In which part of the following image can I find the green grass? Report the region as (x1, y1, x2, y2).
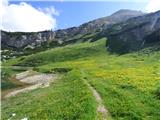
(11, 38, 106, 67)
(1, 67, 17, 90)
(2, 71, 96, 120)
(1, 66, 32, 90)
(2, 38, 160, 119)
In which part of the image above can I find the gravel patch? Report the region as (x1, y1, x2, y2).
(5, 70, 57, 98)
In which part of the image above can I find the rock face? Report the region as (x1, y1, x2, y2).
(106, 10, 160, 54)
(1, 9, 144, 49)
(1, 31, 55, 49)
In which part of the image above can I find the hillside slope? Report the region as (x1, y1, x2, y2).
(2, 39, 160, 120)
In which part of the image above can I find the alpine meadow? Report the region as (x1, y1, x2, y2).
(1, 1, 160, 120)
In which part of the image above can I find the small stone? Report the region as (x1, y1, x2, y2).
(21, 117, 28, 120)
(12, 113, 16, 116)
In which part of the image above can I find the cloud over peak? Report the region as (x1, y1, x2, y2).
(1, 0, 58, 32)
(145, 0, 160, 13)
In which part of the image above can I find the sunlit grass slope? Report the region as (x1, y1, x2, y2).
(2, 38, 160, 120)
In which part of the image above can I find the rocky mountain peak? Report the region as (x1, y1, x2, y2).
(106, 9, 145, 23)
(111, 9, 144, 16)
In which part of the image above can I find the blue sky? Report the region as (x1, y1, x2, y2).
(10, 1, 148, 29)
(2, 0, 160, 32)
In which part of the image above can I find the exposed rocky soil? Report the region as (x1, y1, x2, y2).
(5, 70, 57, 98)
(85, 81, 108, 120)
(92, 87, 108, 120)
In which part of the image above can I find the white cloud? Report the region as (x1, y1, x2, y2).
(39, 7, 60, 16)
(145, 0, 160, 13)
(1, 0, 58, 32)
(8, 0, 148, 2)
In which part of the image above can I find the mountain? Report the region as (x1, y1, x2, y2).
(2, 9, 160, 120)
(1, 9, 144, 50)
(105, 10, 160, 54)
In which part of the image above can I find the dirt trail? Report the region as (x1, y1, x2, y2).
(5, 70, 57, 98)
(86, 81, 108, 120)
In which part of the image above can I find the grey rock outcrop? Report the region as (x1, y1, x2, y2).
(1, 31, 55, 49)
(106, 10, 160, 54)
